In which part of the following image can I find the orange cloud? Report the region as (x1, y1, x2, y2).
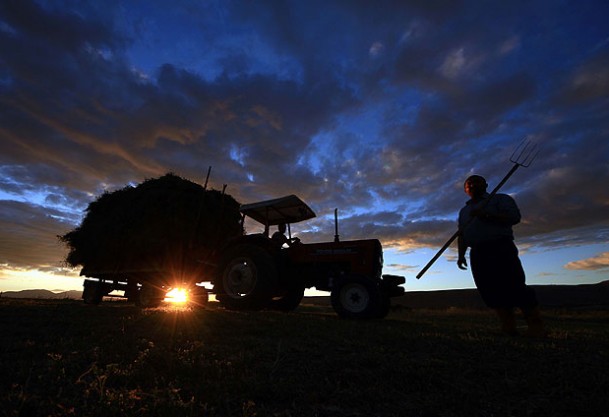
(564, 252, 609, 271)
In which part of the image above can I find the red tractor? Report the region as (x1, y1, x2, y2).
(212, 195, 405, 319)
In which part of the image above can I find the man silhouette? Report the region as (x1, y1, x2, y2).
(271, 223, 290, 247)
(457, 175, 544, 336)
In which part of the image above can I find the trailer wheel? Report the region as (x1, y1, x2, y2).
(331, 276, 383, 319)
(189, 286, 209, 309)
(83, 281, 103, 305)
(216, 244, 276, 310)
(136, 283, 165, 308)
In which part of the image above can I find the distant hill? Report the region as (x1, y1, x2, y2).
(398, 280, 609, 309)
(1, 289, 82, 300)
(3, 281, 608, 309)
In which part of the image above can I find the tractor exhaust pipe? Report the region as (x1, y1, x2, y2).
(334, 208, 340, 242)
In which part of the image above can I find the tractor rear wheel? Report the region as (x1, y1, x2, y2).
(216, 244, 277, 310)
(269, 284, 305, 312)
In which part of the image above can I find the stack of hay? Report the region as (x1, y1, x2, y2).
(60, 173, 243, 280)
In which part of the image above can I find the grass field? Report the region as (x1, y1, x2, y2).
(1, 299, 607, 417)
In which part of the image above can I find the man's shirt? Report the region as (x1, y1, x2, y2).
(458, 192, 521, 247)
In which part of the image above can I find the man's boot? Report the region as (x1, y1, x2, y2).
(495, 308, 518, 336)
(523, 306, 545, 337)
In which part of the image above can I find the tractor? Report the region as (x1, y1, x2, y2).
(212, 195, 405, 319)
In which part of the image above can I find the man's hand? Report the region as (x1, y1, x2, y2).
(457, 235, 468, 270)
(457, 256, 468, 270)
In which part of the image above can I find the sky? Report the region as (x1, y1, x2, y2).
(1, 0, 608, 294)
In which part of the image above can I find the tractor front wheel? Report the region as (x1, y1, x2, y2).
(331, 276, 384, 319)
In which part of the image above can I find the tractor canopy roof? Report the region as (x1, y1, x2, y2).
(240, 194, 316, 226)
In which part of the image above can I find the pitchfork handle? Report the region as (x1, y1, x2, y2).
(415, 163, 522, 279)
(415, 230, 460, 279)
(488, 163, 520, 198)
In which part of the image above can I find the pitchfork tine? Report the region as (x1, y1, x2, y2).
(510, 139, 539, 168)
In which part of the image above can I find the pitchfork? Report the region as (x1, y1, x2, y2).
(416, 139, 539, 279)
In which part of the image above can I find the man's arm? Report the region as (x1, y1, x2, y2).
(457, 234, 468, 270)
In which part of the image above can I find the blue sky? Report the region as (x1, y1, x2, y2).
(1, 0, 608, 293)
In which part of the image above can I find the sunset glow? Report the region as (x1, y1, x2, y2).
(164, 288, 189, 304)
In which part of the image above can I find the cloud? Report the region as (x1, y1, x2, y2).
(564, 252, 609, 271)
(439, 48, 468, 79)
(556, 49, 609, 104)
(0, 2, 358, 207)
(498, 35, 520, 55)
(0, 200, 72, 268)
(387, 263, 419, 273)
(369, 42, 385, 58)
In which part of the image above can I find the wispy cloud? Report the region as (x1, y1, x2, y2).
(564, 252, 609, 271)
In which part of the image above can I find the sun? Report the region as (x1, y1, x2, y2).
(164, 288, 189, 304)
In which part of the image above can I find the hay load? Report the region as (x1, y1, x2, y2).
(60, 173, 243, 283)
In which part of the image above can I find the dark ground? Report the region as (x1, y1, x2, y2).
(0, 296, 608, 417)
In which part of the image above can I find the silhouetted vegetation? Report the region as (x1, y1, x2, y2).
(59, 173, 243, 275)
